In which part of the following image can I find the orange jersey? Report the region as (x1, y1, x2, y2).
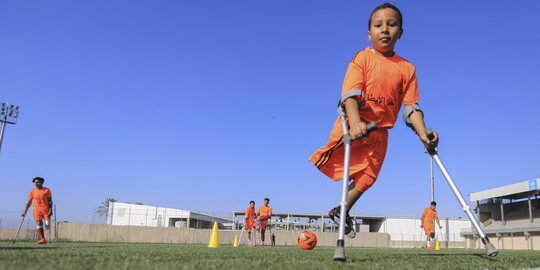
(310, 47, 418, 183)
(257, 206, 272, 221)
(245, 206, 256, 223)
(422, 207, 438, 227)
(28, 187, 52, 211)
(342, 47, 419, 128)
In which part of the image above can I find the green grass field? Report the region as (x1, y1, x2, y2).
(1, 241, 540, 270)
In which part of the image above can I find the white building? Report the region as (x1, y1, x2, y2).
(107, 202, 231, 229)
(463, 178, 540, 250)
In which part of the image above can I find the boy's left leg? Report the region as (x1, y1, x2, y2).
(34, 210, 47, 244)
(329, 174, 375, 237)
(425, 229, 434, 249)
(260, 228, 266, 246)
(36, 220, 46, 244)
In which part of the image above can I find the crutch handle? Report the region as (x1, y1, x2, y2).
(425, 129, 437, 155)
(355, 122, 377, 140)
(426, 129, 435, 140)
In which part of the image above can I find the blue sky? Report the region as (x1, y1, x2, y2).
(1, 0, 539, 225)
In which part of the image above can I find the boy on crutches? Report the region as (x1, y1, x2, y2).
(309, 3, 438, 261)
(21, 177, 53, 244)
(244, 200, 258, 247)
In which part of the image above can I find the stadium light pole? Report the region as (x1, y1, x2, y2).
(0, 102, 20, 155)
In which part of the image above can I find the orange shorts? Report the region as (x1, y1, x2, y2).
(245, 221, 258, 232)
(310, 128, 388, 192)
(423, 225, 434, 235)
(33, 208, 50, 221)
(259, 220, 268, 230)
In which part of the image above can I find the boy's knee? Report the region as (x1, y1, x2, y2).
(430, 233, 435, 239)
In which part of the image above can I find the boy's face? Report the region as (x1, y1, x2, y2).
(368, 8, 403, 56)
(264, 200, 269, 206)
(250, 202, 255, 208)
(34, 180, 44, 189)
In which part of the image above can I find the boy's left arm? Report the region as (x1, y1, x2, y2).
(409, 111, 438, 149)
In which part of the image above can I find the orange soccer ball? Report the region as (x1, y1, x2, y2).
(297, 231, 317, 250)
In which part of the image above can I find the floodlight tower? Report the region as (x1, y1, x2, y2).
(0, 102, 20, 154)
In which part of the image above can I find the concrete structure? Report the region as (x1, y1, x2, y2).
(102, 202, 471, 248)
(232, 211, 470, 248)
(0, 223, 390, 247)
(463, 178, 540, 250)
(107, 202, 230, 229)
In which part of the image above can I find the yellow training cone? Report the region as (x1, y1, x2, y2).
(208, 221, 220, 248)
(435, 239, 440, 251)
(233, 233, 239, 247)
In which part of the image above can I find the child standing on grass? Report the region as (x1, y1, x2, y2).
(310, 2, 438, 237)
(244, 200, 258, 247)
(421, 201, 442, 250)
(256, 198, 272, 247)
(21, 177, 53, 244)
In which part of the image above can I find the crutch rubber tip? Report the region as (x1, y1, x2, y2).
(333, 246, 346, 262)
(485, 242, 499, 257)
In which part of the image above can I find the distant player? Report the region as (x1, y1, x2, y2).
(309, 3, 438, 238)
(21, 177, 53, 244)
(256, 198, 272, 247)
(420, 201, 442, 250)
(244, 200, 258, 247)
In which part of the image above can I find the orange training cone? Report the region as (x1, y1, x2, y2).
(208, 221, 220, 248)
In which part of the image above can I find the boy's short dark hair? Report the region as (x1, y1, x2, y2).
(264, 198, 270, 202)
(368, 2, 403, 30)
(431, 201, 437, 206)
(249, 200, 255, 204)
(33, 177, 45, 183)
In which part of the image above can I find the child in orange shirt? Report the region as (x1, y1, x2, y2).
(310, 3, 438, 237)
(244, 200, 258, 247)
(256, 198, 272, 247)
(21, 177, 53, 244)
(421, 201, 442, 249)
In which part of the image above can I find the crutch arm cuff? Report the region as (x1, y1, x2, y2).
(402, 103, 423, 129)
(337, 89, 364, 108)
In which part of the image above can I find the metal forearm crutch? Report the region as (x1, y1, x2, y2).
(426, 130, 498, 257)
(333, 90, 376, 261)
(12, 215, 26, 243)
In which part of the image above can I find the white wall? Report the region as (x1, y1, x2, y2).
(107, 202, 190, 227)
(379, 216, 470, 242)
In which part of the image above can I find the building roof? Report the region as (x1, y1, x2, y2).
(469, 178, 540, 201)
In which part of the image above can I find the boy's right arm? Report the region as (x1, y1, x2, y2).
(344, 98, 367, 139)
(21, 201, 31, 217)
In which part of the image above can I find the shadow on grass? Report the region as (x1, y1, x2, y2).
(346, 253, 495, 263)
(417, 253, 485, 257)
(0, 246, 60, 250)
